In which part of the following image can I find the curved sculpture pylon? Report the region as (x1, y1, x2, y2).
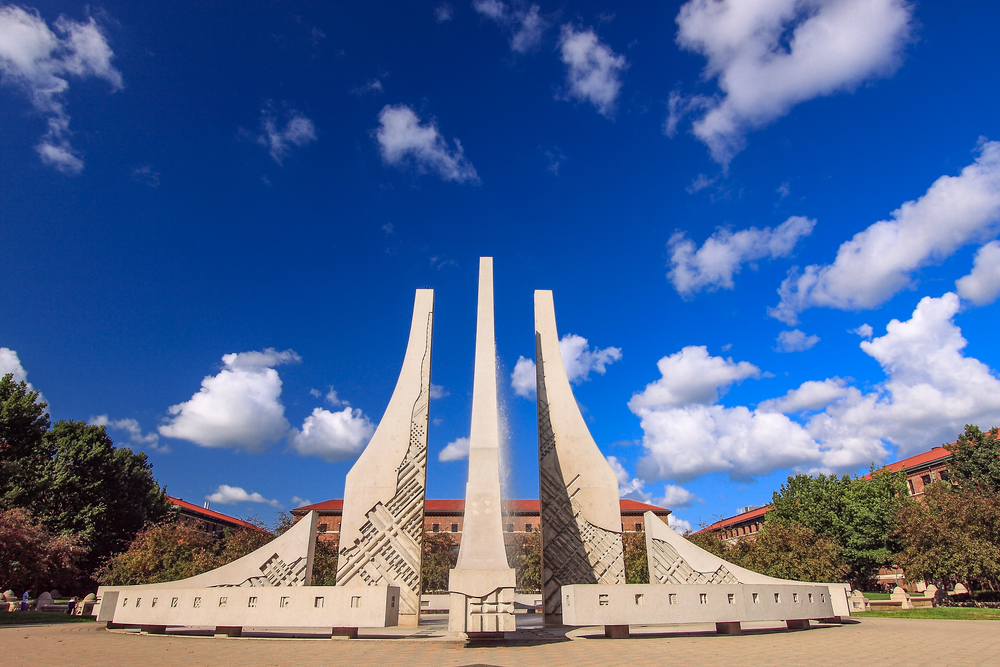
(534, 290, 625, 626)
(336, 289, 434, 627)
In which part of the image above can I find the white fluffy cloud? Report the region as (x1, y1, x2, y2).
(667, 216, 815, 297)
(511, 334, 621, 398)
(774, 329, 820, 353)
(375, 104, 480, 184)
(439, 436, 470, 462)
(627, 346, 758, 411)
(206, 484, 281, 508)
(90, 415, 167, 453)
(956, 241, 1000, 306)
(558, 26, 627, 118)
(288, 407, 375, 462)
(633, 292, 1000, 483)
(435, 4, 453, 22)
(430, 384, 449, 399)
(669, 0, 913, 166)
(0, 347, 30, 386)
(668, 515, 693, 533)
(850, 324, 874, 340)
(256, 104, 316, 165)
(771, 141, 1000, 324)
(0, 6, 122, 173)
(473, 1, 547, 53)
(159, 348, 300, 452)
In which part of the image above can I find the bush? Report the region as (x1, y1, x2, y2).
(0, 507, 86, 594)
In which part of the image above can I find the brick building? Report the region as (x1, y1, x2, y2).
(290, 498, 672, 550)
(167, 495, 261, 536)
(694, 446, 955, 542)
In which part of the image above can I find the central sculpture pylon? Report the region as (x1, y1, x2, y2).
(448, 257, 517, 636)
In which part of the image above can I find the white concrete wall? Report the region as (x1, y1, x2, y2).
(98, 585, 400, 629)
(562, 583, 835, 627)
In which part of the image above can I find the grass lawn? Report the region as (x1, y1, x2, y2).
(863, 592, 890, 600)
(0, 612, 95, 626)
(853, 607, 1000, 620)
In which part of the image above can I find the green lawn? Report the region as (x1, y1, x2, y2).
(863, 592, 891, 600)
(0, 612, 95, 626)
(853, 607, 1000, 620)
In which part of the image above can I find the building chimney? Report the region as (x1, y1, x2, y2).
(203, 502, 210, 509)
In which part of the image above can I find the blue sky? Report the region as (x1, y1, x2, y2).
(2, 0, 1000, 532)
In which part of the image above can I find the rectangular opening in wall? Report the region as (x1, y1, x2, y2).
(193, 597, 201, 608)
(391, 596, 395, 608)
(122, 598, 128, 607)
(699, 593, 707, 605)
(248, 597, 257, 608)
(319, 523, 328, 533)
(774, 593, 780, 604)
(451, 523, 458, 532)
(598, 594, 609, 606)
(525, 523, 532, 532)
(170, 598, 178, 608)
(793, 593, 799, 603)
(219, 597, 227, 607)
(351, 596, 361, 608)
(432, 523, 439, 533)
(727, 593, 735, 604)
(752, 593, 759, 604)
(635, 594, 644, 606)
(668, 594, 677, 605)
(821, 594, 825, 602)
(136, 598, 141, 607)
(507, 523, 514, 532)
(808, 593, 814, 603)
(151, 598, 157, 608)
(635, 523, 642, 531)
(314, 597, 324, 608)
(421, 600, 429, 607)
(280, 597, 290, 608)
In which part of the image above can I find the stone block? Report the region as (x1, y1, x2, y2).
(604, 625, 630, 639)
(716, 622, 742, 635)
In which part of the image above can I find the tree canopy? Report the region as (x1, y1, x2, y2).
(947, 424, 1000, 493)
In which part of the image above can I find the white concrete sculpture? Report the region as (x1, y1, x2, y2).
(448, 258, 517, 636)
(560, 510, 850, 638)
(534, 290, 625, 625)
(336, 289, 434, 627)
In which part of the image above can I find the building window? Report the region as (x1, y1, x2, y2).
(921, 474, 932, 486)
(699, 593, 707, 605)
(635, 523, 642, 532)
(451, 523, 459, 532)
(524, 523, 531, 532)
(507, 523, 514, 532)
(940, 470, 951, 481)
(319, 523, 328, 533)
(907, 479, 915, 495)
(432, 523, 439, 532)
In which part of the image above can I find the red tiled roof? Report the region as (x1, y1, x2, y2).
(167, 495, 262, 530)
(862, 446, 952, 479)
(292, 498, 670, 514)
(696, 505, 770, 534)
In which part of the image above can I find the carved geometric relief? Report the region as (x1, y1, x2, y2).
(537, 373, 625, 618)
(336, 312, 432, 618)
(649, 538, 739, 585)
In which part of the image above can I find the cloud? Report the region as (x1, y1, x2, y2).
(291, 496, 312, 508)
(375, 104, 480, 184)
(439, 436, 470, 462)
(558, 25, 627, 118)
(0, 6, 123, 173)
(850, 324, 874, 339)
(158, 348, 300, 452)
(206, 485, 281, 508)
(669, 0, 913, 166)
(430, 384, 449, 399)
(667, 216, 815, 297)
(131, 164, 160, 188)
(775, 329, 820, 353)
(351, 78, 384, 95)
(544, 147, 566, 175)
(667, 515, 693, 533)
(633, 292, 1000, 483)
(90, 415, 168, 453)
(771, 140, 1000, 324)
(473, 1, 546, 52)
(511, 334, 622, 398)
(627, 346, 758, 412)
(255, 103, 317, 165)
(0, 347, 31, 386)
(956, 240, 1000, 306)
(435, 4, 453, 22)
(288, 407, 375, 462)
(324, 387, 344, 406)
(658, 484, 698, 509)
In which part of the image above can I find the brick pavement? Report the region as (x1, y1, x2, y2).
(3, 617, 998, 667)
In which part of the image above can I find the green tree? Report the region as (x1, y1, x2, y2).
(0, 507, 87, 594)
(895, 482, 1000, 591)
(311, 538, 339, 586)
(685, 529, 729, 559)
(622, 531, 649, 584)
(0, 374, 52, 507)
(947, 424, 1000, 493)
(506, 530, 542, 592)
(727, 522, 848, 583)
(421, 532, 458, 593)
(27, 420, 171, 576)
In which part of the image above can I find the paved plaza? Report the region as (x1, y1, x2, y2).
(5, 616, 998, 667)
